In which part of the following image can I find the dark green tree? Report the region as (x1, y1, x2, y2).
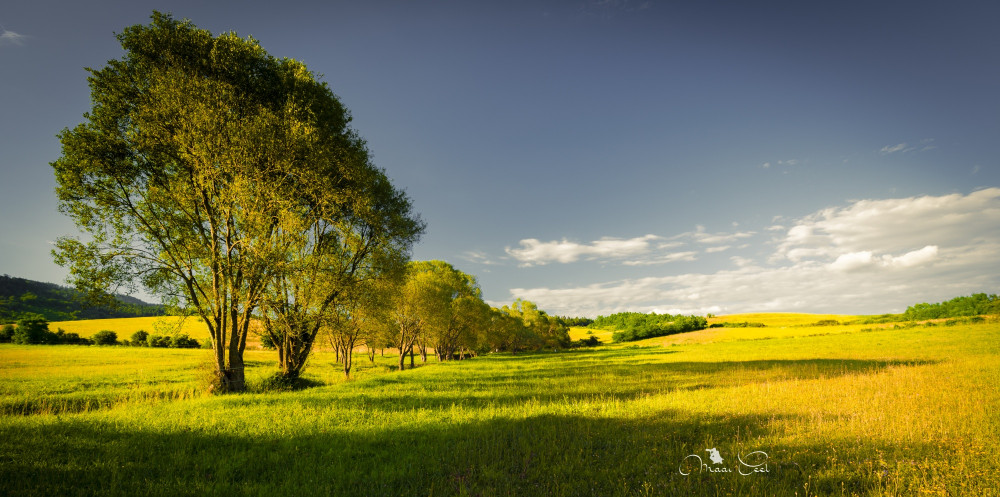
(13, 314, 51, 345)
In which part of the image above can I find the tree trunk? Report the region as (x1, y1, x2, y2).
(222, 353, 246, 392)
(410, 346, 415, 368)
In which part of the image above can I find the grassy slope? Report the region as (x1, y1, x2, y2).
(1, 316, 998, 496)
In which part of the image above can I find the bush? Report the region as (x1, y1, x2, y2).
(91, 330, 118, 345)
(130, 330, 149, 346)
(13, 315, 50, 344)
(710, 321, 766, 328)
(0, 324, 14, 343)
(171, 334, 200, 349)
(53, 329, 90, 345)
(147, 334, 171, 348)
(260, 334, 275, 350)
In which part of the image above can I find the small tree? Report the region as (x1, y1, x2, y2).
(91, 330, 118, 346)
(0, 324, 14, 343)
(171, 334, 200, 348)
(13, 315, 50, 345)
(130, 330, 149, 346)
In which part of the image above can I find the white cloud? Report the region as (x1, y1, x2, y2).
(763, 159, 799, 169)
(506, 234, 665, 266)
(686, 225, 755, 244)
(705, 246, 731, 253)
(828, 245, 938, 273)
(0, 29, 26, 46)
(774, 188, 1000, 263)
(462, 250, 500, 266)
(505, 227, 756, 267)
(880, 143, 908, 155)
(509, 189, 1000, 317)
(622, 251, 697, 266)
(879, 140, 936, 155)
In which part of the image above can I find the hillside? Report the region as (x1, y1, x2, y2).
(0, 274, 164, 324)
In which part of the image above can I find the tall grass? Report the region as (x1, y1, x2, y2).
(1, 317, 997, 496)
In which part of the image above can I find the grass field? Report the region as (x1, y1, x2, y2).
(2, 315, 998, 496)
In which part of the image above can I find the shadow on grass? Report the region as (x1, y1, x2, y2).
(0, 405, 955, 497)
(347, 355, 935, 412)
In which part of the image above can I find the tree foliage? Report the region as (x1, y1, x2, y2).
(51, 12, 421, 390)
(903, 293, 1000, 320)
(589, 311, 708, 342)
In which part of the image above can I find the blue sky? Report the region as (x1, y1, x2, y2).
(1, 1, 998, 317)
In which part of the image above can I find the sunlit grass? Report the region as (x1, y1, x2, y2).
(1, 316, 997, 496)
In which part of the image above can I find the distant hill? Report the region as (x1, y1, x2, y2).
(0, 274, 164, 323)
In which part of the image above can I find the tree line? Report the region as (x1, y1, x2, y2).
(589, 311, 708, 342)
(902, 293, 1000, 321)
(262, 259, 572, 378)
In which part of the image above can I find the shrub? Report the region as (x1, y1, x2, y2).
(260, 334, 275, 350)
(147, 334, 171, 348)
(13, 315, 50, 344)
(91, 330, 118, 345)
(171, 334, 200, 349)
(53, 329, 90, 345)
(130, 330, 149, 346)
(0, 324, 14, 343)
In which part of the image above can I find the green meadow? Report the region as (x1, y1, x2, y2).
(1, 315, 998, 496)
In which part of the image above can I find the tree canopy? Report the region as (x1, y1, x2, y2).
(51, 12, 423, 391)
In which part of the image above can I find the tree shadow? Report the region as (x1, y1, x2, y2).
(339, 356, 935, 412)
(0, 406, 953, 496)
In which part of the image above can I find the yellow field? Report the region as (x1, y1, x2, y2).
(49, 316, 211, 340)
(708, 312, 862, 327)
(568, 325, 615, 343)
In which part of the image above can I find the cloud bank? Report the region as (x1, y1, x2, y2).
(509, 188, 1000, 317)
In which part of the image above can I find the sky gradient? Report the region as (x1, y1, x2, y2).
(1, 1, 998, 317)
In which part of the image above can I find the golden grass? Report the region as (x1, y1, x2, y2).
(2, 314, 996, 495)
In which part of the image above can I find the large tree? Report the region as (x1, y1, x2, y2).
(257, 109, 422, 382)
(51, 12, 421, 391)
